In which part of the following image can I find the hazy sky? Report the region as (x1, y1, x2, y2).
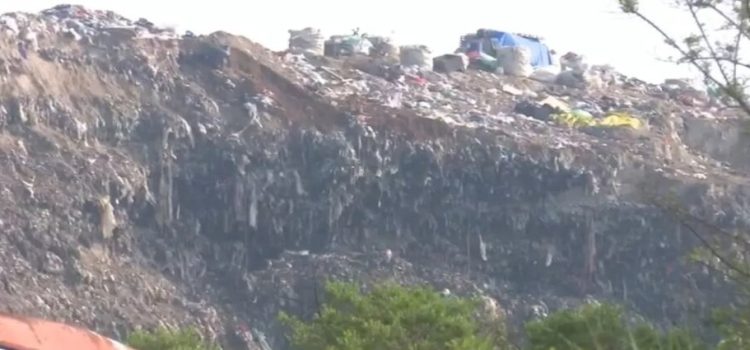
(2, 1, 700, 83)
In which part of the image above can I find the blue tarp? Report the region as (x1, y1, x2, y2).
(480, 30, 552, 67)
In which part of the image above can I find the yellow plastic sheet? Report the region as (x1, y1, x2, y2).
(552, 112, 641, 129)
(552, 111, 596, 128)
(598, 113, 642, 129)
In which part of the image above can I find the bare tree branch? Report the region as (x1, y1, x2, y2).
(687, 1, 733, 86)
(639, 188, 750, 281)
(701, 1, 750, 83)
(626, 7, 750, 115)
(694, 258, 748, 287)
(706, 3, 750, 42)
(681, 213, 750, 252)
(660, 204, 750, 280)
(688, 57, 750, 71)
(732, 31, 743, 82)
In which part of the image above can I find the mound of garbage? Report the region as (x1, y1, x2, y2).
(0, 4, 746, 349)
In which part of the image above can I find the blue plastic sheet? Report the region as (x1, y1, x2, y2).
(479, 30, 553, 67)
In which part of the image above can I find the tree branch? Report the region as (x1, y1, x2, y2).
(672, 210, 750, 280)
(699, 2, 750, 85)
(628, 9, 750, 115)
(687, 56, 750, 71)
(642, 190, 750, 280)
(706, 3, 750, 42)
(687, 1, 733, 87)
(680, 212, 750, 252)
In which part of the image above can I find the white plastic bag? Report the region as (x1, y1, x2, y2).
(368, 36, 399, 59)
(288, 27, 324, 55)
(496, 46, 533, 77)
(399, 45, 432, 69)
(530, 66, 559, 83)
(560, 52, 588, 73)
(345, 36, 373, 55)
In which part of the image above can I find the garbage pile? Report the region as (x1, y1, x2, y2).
(0, 3, 178, 52)
(273, 23, 739, 183)
(0, 6, 742, 348)
(280, 26, 720, 138)
(278, 34, 678, 134)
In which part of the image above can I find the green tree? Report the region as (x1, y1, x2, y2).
(126, 327, 220, 350)
(279, 281, 509, 350)
(525, 303, 706, 350)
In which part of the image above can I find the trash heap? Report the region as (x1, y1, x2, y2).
(274, 25, 735, 181)
(0, 6, 742, 348)
(0, 7, 722, 190)
(0, 3, 178, 52)
(281, 26, 719, 136)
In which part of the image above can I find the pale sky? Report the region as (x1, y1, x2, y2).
(1, 1, 702, 83)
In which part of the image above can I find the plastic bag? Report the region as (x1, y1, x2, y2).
(530, 65, 560, 83)
(344, 36, 373, 55)
(433, 54, 468, 73)
(475, 51, 500, 72)
(553, 112, 596, 127)
(540, 96, 570, 113)
(496, 46, 533, 77)
(368, 36, 399, 59)
(571, 109, 594, 119)
(560, 52, 588, 73)
(599, 113, 642, 129)
(400, 45, 432, 69)
(554, 111, 642, 129)
(288, 27, 324, 55)
(555, 70, 585, 88)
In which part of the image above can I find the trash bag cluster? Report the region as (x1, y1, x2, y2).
(553, 111, 642, 129)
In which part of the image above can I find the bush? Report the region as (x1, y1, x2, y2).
(279, 281, 509, 350)
(525, 303, 706, 350)
(126, 327, 220, 350)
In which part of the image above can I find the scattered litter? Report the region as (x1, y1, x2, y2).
(501, 84, 523, 96)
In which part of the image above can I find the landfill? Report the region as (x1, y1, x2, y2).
(0, 5, 745, 350)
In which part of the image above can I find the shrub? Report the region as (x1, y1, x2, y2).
(126, 327, 220, 350)
(279, 281, 509, 350)
(525, 303, 706, 350)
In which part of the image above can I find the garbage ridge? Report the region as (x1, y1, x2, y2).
(0, 4, 746, 349)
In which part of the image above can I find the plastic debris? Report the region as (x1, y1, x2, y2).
(288, 27, 324, 55)
(399, 45, 432, 69)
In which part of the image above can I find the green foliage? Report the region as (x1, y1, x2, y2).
(126, 327, 220, 350)
(279, 281, 714, 350)
(525, 303, 706, 350)
(279, 281, 507, 350)
(713, 307, 750, 350)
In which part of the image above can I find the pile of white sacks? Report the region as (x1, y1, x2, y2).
(284, 27, 616, 90)
(288, 27, 324, 55)
(525, 51, 618, 89)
